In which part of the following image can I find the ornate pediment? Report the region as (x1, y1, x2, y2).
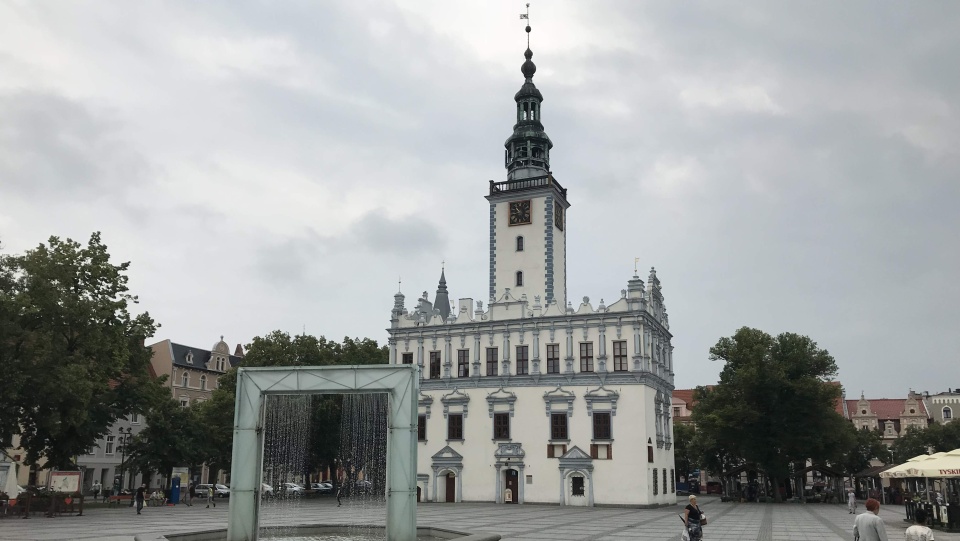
(584, 386, 619, 416)
(543, 385, 576, 417)
(441, 387, 470, 418)
(431, 445, 464, 461)
(419, 392, 434, 419)
(494, 442, 525, 459)
(486, 387, 518, 418)
(560, 446, 591, 460)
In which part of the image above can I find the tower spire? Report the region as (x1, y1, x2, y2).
(505, 3, 552, 181)
(435, 267, 450, 320)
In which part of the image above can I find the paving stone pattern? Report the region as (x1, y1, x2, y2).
(1, 496, 957, 541)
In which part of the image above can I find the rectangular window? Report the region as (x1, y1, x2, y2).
(486, 348, 498, 376)
(572, 476, 585, 496)
(550, 413, 568, 440)
(590, 443, 613, 460)
(447, 414, 463, 440)
(516, 346, 529, 375)
(402, 353, 413, 365)
(457, 350, 469, 377)
(671, 469, 676, 493)
(130, 413, 139, 424)
(546, 443, 567, 458)
(653, 468, 659, 495)
(579, 342, 594, 372)
(673, 406, 681, 417)
(429, 351, 441, 379)
(493, 412, 510, 440)
(648, 445, 654, 463)
(613, 340, 628, 372)
(180, 397, 189, 408)
(105, 435, 115, 455)
(418, 415, 426, 441)
(593, 412, 612, 440)
(546, 344, 560, 374)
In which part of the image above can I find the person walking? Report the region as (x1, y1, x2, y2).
(206, 485, 215, 508)
(904, 508, 935, 541)
(684, 494, 705, 541)
(135, 484, 146, 515)
(848, 489, 858, 514)
(185, 482, 194, 506)
(337, 484, 343, 507)
(92, 481, 101, 503)
(854, 498, 888, 541)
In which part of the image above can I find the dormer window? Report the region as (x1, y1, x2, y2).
(186, 351, 194, 364)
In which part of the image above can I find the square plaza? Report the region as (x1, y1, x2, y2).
(2, 496, 958, 541)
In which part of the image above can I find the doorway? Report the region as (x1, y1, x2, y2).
(504, 469, 519, 504)
(416, 486, 421, 502)
(445, 473, 456, 503)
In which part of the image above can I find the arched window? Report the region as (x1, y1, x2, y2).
(515, 271, 523, 287)
(944, 407, 953, 420)
(516, 236, 524, 251)
(181, 372, 189, 388)
(200, 375, 207, 390)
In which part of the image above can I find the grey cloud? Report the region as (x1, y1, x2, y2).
(0, 91, 149, 197)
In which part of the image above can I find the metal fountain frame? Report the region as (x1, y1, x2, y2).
(226, 364, 419, 541)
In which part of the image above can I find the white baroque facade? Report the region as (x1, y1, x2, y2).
(387, 27, 676, 508)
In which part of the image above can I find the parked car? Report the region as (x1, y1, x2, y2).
(354, 480, 373, 494)
(283, 483, 305, 495)
(215, 484, 230, 498)
(310, 482, 333, 493)
(196, 483, 215, 497)
(705, 481, 723, 495)
(260, 483, 274, 498)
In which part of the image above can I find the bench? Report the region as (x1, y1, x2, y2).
(107, 495, 132, 507)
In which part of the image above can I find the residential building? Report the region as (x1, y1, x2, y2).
(843, 391, 929, 445)
(149, 336, 243, 407)
(387, 25, 676, 507)
(922, 389, 959, 425)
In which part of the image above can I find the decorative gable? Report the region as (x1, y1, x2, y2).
(543, 385, 575, 417)
(419, 392, 434, 419)
(431, 445, 464, 461)
(441, 387, 470, 418)
(584, 386, 619, 416)
(487, 387, 518, 418)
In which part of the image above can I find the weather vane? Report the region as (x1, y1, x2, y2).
(520, 3, 531, 47)
(634, 257, 640, 275)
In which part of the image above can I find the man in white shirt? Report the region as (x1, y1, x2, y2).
(848, 489, 857, 514)
(854, 498, 889, 541)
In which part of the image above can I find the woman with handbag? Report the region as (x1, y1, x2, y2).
(684, 494, 706, 540)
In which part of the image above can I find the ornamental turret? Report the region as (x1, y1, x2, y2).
(504, 23, 553, 180)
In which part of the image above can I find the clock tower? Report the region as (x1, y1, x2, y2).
(485, 22, 569, 308)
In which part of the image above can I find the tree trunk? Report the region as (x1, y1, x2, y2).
(772, 476, 782, 502)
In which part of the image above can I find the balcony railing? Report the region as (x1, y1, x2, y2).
(489, 175, 566, 198)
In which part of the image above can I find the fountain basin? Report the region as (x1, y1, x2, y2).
(134, 525, 500, 541)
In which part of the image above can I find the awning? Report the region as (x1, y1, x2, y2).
(854, 465, 895, 478)
(879, 452, 948, 478)
(898, 449, 960, 478)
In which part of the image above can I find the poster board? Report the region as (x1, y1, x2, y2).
(49, 471, 82, 494)
(0, 462, 18, 498)
(171, 467, 190, 487)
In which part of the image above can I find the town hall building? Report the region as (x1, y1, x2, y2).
(387, 24, 676, 507)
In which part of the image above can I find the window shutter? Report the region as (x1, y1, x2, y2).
(608, 444, 613, 460)
(562, 445, 567, 455)
(547, 444, 554, 458)
(590, 444, 598, 459)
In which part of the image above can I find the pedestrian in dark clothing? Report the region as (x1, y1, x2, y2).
(135, 484, 146, 515)
(337, 485, 343, 507)
(684, 494, 704, 541)
(185, 483, 194, 506)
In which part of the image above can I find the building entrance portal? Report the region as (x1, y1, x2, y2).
(505, 469, 519, 504)
(445, 473, 456, 503)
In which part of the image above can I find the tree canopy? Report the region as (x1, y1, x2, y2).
(691, 327, 846, 501)
(0, 233, 164, 469)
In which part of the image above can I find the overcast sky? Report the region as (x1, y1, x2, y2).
(2, 1, 958, 398)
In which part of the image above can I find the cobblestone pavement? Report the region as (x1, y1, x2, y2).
(1, 496, 957, 541)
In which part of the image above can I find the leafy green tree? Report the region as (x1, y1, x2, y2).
(837, 425, 889, 475)
(925, 421, 960, 453)
(692, 327, 844, 502)
(0, 233, 163, 470)
(672, 423, 697, 484)
(125, 397, 207, 484)
(891, 426, 932, 462)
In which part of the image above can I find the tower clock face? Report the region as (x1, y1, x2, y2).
(509, 200, 532, 225)
(554, 201, 564, 231)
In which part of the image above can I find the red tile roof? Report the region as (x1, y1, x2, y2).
(673, 389, 697, 408)
(845, 398, 928, 419)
